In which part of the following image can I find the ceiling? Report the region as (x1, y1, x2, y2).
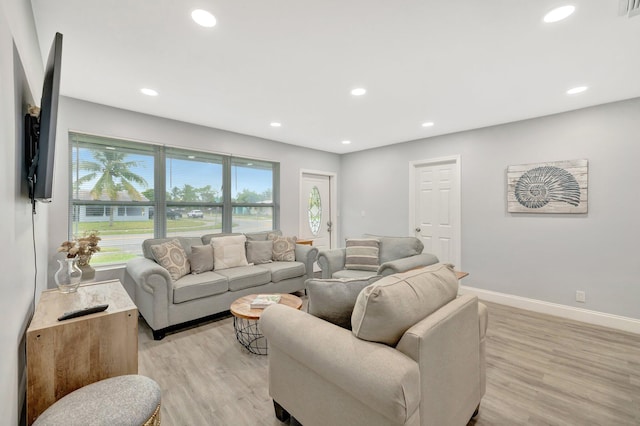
(31, 1, 640, 154)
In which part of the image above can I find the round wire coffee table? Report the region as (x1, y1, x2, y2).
(230, 293, 302, 355)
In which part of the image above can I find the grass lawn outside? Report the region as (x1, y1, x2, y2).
(92, 247, 139, 265)
(77, 219, 221, 235)
(79, 215, 272, 266)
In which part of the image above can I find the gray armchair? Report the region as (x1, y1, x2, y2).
(262, 264, 488, 426)
(317, 235, 439, 279)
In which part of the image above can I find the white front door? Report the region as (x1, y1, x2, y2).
(410, 157, 461, 268)
(299, 171, 334, 251)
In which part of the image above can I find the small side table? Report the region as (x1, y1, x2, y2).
(455, 271, 469, 280)
(230, 293, 302, 355)
(26, 280, 138, 425)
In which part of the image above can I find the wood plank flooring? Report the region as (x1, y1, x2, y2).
(138, 298, 640, 425)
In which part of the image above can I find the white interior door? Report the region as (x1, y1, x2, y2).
(299, 172, 334, 251)
(410, 157, 461, 269)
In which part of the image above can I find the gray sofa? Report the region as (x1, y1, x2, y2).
(317, 235, 439, 279)
(262, 264, 488, 426)
(125, 231, 317, 339)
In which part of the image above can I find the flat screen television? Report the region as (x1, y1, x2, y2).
(25, 32, 63, 204)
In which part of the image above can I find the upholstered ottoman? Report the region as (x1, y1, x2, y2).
(33, 375, 161, 426)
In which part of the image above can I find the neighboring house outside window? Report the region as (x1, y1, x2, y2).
(75, 191, 150, 222)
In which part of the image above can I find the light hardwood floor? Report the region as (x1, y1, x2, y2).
(138, 298, 640, 425)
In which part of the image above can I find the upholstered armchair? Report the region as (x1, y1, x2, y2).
(316, 235, 439, 279)
(261, 264, 488, 426)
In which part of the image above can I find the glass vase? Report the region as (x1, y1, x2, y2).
(54, 258, 82, 293)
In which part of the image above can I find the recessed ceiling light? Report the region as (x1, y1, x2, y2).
(566, 86, 588, 95)
(192, 9, 216, 27)
(187, 155, 196, 159)
(544, 5, 575, 23)
(342, 140, 351, 145)
(350, 88, 366, 96)
(247, 163, 253, 166)
(270, 122, 282, 127)
(421, 122, 435, 128)
(105, 146, 116, 150)
(140, 88, 158, 96)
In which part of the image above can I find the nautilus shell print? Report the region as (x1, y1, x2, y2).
(507, 159, 588, 214)
(514, 166, 580, 209)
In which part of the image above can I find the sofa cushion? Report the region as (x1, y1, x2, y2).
(307, 276, 382, 329)
(173, 271, 229, 303)
(351, 263, 458, 346)
(345, 238, 380, 271)
(256, 261, 305, 283)
(333, 269, 378, 279)
(269, 235, 297, 261)
(246, 240, 273, 264)
(190, 245, 214, 274)
(150, 239, 191, 281)
(210, 235, 249, 270)
(215, 265, 271, 291)
(245, 230, 282, 241)
(363, 235, 424, 264)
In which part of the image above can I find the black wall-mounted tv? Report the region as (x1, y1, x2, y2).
(25, 32, 63, 204)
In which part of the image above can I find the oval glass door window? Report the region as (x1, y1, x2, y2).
(308, 186, 322, 236)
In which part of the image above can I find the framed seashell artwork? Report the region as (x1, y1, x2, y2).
(507, 159, 588, 213)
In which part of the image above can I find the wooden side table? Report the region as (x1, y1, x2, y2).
(26, 280, 138, 425)
(455, 271, 469, 280)
(230, 293, 303, 355)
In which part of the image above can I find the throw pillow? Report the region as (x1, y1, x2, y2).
(269, 235, 297, 261)
(307, 276, 382, 329)
(344, 238, 380, 271)
(351, 263, 458, 346)
(150, 239, 191, 281)
(190, 244, 214, 274)
(210, 235, 249, 270)
(246, 240, 273, 264)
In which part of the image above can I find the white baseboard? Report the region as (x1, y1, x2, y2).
(459, 285, 640, 335)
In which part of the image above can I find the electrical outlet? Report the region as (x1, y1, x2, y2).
(576, 290, 586, 303)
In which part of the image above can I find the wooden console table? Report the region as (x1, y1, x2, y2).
(26, 280, 138, 424)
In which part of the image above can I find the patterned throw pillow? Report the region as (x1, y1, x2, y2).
(150, 239, 191, 281)
(269, 235, 297, 261)
(345, 238, 380, 271)
(210, 235, 249, 270)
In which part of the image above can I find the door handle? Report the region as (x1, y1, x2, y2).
(415, 227, 421, 232)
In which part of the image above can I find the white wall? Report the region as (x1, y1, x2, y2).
(341, 98, 640, 319)
(0, 1, 47, 424)
(48, 97, 342, 284)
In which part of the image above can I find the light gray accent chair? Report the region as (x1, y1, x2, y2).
(125, 230, 317, 339)
(261, 264, 488, 426)
(316, 235, 439, 279)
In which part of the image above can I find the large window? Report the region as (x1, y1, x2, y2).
(231, 158, 275, 233)
(165, 148, 224, 238)
(69, 133, 279, 266)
